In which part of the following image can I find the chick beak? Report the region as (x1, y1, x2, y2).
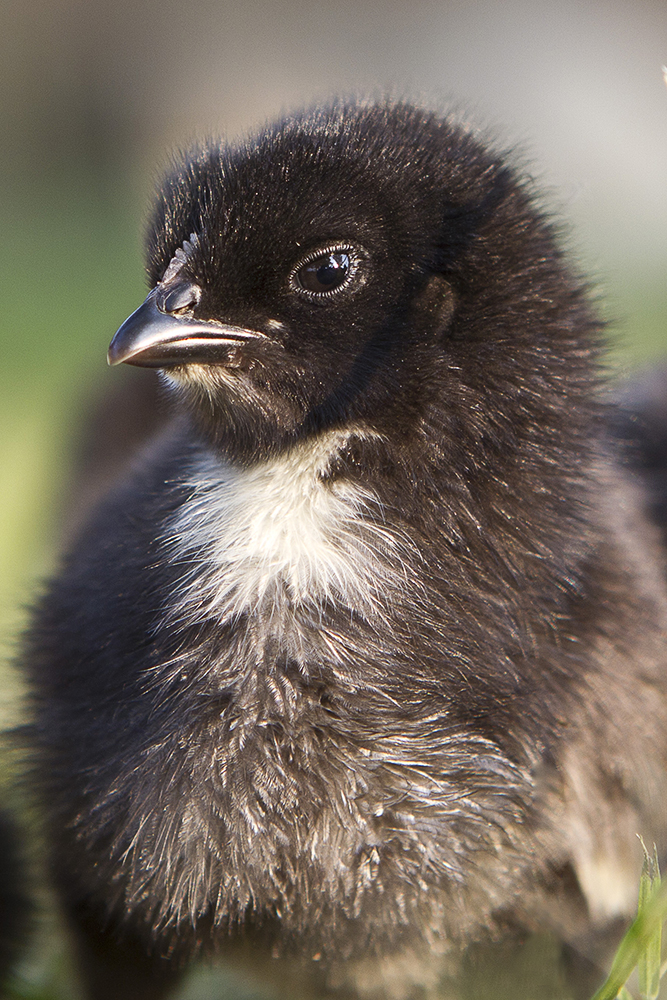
(108, 282, 268, 368)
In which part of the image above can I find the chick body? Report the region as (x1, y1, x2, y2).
(25, 100, 667, 999)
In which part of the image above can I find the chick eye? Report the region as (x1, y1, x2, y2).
(290, 245, 366, 302)
(298, 252, 351, 294)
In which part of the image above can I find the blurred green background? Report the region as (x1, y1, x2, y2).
(0, 0, 665, 995)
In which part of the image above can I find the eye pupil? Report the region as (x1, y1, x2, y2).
(299, 252, 351, 294)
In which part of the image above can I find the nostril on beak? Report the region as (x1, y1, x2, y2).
(157, 282, 202, 315)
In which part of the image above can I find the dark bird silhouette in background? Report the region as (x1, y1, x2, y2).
(23, 100, 667, 999)
(613, 366, 667, 552)
(0, 808, 31, 989)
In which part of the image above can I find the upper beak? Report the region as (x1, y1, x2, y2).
(108, 285, 268, 368)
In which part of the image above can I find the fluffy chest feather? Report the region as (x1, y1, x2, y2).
(71, 431, 540, 944)
(164, 430, 407, 628)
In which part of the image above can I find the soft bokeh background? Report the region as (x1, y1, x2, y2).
(1, 0, 665, 996)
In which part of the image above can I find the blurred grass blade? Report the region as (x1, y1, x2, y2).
(637, 842, 661, 1000)
(591, 881, 667, 1000)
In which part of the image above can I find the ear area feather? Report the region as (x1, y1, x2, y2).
(411, 275, 458, 342)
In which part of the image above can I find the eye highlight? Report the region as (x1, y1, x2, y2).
(290, 245, 366, 301)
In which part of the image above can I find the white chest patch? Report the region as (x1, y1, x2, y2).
(164, 430, 409, 626)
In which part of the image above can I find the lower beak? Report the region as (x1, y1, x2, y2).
(108, 288, 268, 368)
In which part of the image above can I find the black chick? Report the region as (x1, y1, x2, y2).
(24, 100, 667, 1000)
